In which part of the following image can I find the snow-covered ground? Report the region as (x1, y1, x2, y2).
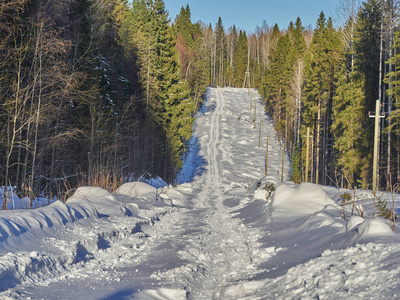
(1, 87, 400, 299)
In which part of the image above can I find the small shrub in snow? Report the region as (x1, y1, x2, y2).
(264, 183, 275, 201)
(376, 194, 391, 220)
(339, 190, 365, 220)
(341, 192, 352, 202)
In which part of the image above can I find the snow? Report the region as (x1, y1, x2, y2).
(1, 87, 400, 299)
(272, 182, 336, 216)
(67, 187, 128, 217)
(116, 182, 158, 200)
(357, 219, 396, 238)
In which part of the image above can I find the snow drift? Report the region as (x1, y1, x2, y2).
(272, 182, 336, 216)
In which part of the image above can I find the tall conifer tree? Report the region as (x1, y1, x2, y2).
(233, 30, 248, 87)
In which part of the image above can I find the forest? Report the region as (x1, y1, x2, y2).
(0, 0, 399, 210)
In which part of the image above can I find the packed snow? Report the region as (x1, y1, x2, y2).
(1, 87, 400, 299)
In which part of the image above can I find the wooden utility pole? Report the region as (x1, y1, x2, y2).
(316, 105, 321, 184)
(258, 120, 262, 148)
(281, 141, 285, 182)
(250, 90, 252, 111)
(244, 70, 250, 90)
(265, 136, 269, 176)
(370, 99, 384, 195)
(246, 42, 251, 94)
(311, 138, 314, 183)
(254, 93, 257, 126)
(303, 127, 313, 182)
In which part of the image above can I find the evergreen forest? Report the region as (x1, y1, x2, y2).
(0, 0, 399, 209)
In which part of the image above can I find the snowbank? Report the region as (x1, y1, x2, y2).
(0, 200, 96, 243)
(116, 182, 158, 201)
(357, 219, 395, 239)
(67, 187, 127, 217)
(0, 183, 167, 244)
(158, 185, 189, 207)
(272, 182, 336, 216)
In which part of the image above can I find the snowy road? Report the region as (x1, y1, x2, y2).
(2, 88, 400, 299)
(0, 87, 287, 299)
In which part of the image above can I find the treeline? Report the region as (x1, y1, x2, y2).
(2, 0, 399, 209)
(196, 0, 399, 191)
(260, 0, 400, 191)
(0, 0, 212, 209)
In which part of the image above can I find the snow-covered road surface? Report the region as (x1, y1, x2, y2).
(1, 88, 400, 299)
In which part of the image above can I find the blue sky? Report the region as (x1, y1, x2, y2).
(164, 0, 340, 33)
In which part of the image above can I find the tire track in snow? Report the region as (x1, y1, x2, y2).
(0, 206, 181, 299)
(171, 88, 259, 299)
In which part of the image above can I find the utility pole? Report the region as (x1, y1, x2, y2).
(248, 74, 251, 95)
(281, 140, 285, 182)
(311, 138, 314, 183)
(247, 42, 251, 94)
(244, 70, 250, 91)
(254, 93, 257, 126)
(250, 89, 252, 111)
(303, 127, 313, 182)
(265, 136, 269, 176)
(369, 99, 384, 195)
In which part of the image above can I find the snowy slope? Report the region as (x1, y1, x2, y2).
(1, 87, 400, 299)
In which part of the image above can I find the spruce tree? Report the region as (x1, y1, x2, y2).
(226, 26, 238, 86)
(385, 28, 400, 182)
(292, 17, 307, 56)
(303, 13, 341, 184)
(352, 0, 382, 187)
(150, 0, 194, 180)
(288, 17, 307, 143)
(290, 143, 303, 184)
(354, 0, 381, 113)
(174, 4, 194, 47)
(215, 17, 225, 86)
(386, 30, 400, 135)
(332, 61, 368, 187)
(265, 33, 294, 139)
(303, 12, 327, 129)
(233, 30, 248, 87)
